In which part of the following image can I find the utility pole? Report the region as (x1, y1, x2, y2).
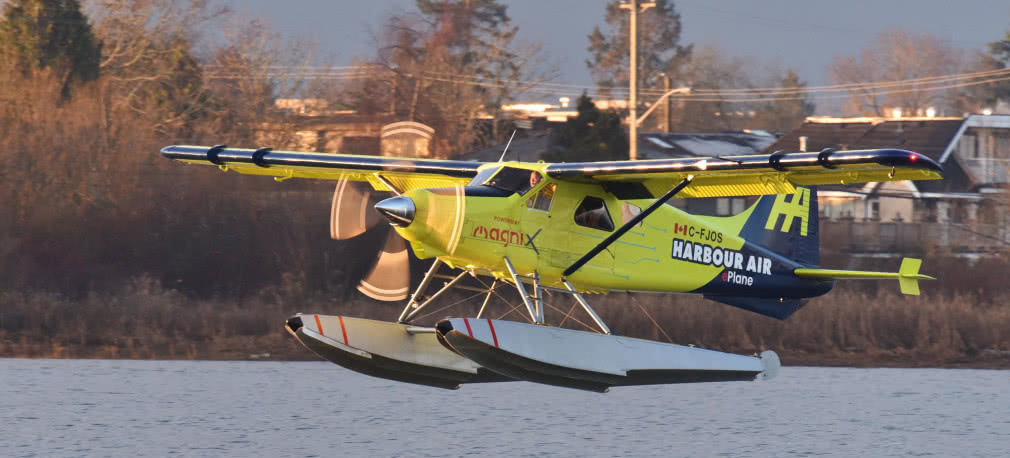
(662, 73, 672, 133)
(620, 0, 655, 161)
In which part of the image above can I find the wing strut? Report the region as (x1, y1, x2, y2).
(563, 176, 694, 278)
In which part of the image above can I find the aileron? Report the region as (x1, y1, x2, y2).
(546, 148, 942, 198)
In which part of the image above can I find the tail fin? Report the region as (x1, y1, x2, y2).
(738, 186, 819, 265)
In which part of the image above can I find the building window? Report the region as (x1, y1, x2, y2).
(995, 132, 1009, 158)
(574, 196, 615, 232)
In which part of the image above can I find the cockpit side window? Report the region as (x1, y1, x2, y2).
(483, 167, 541, 196)
(573, 196, 615, 232)
(527, 183, 556, 212)
(622, 202, 643, 227)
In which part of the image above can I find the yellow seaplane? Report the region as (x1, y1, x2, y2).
(162, 144, 940, 392)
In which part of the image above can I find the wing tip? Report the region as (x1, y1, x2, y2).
(877, 148, 943, 174)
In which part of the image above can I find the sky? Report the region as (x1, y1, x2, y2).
(235, 0, 1010, 106)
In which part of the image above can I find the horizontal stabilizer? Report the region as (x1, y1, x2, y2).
(793, 257, 934, 295)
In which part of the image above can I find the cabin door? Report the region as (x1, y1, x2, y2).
(566, 193, 617, 273)
(521, 179, 563, 274)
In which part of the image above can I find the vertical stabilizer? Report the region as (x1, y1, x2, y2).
(738, 186, 819, 266)
(898, 257, 923, 295)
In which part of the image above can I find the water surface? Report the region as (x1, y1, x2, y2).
(1, 359, 1006, 457)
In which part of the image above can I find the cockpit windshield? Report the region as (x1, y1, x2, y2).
(483, 167, 542, 196)
(467, 166, 501, 187)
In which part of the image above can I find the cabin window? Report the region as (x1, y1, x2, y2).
(716, 198, 746, 216)
(574, 196, 615, 232)
(621, 202, 643, 227)
(527, 183, 556, 212)
(484, 167, 541, 196)
(731, 198, 746, 215)
(716, 198, 730, 216)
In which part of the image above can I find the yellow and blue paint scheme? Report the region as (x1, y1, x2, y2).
(161, 145, 940, 320)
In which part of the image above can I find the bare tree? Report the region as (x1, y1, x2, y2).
(343, 2, 555, 156)
(203, 16, 316, 147)
(83, 0, 229, 135)
(829, 30, 962, 117)
(673, 46, 756, 132)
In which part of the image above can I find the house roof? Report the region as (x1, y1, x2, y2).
(639, 132, 777, 159)
(461, 131, 552, 162)
(850, 120, 964, 161)
(764, 120, 878, 154)
(764, 117, 977, 194)
(764, 118, 964, 162)
(462, 131, 776, 163)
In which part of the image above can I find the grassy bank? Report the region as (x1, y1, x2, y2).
(2, 278, 1008, 369)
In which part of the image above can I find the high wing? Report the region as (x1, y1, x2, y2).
(160, 145, 481, 193)
(545, 148, 943, 198)
(162, 145, 942, 198)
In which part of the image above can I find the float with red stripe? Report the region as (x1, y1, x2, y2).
(435, 317, 776, 392)
(286, 314, 510, 389)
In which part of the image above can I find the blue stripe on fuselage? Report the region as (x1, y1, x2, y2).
(689, 241, 833, 300)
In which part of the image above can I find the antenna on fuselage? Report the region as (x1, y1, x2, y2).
(498, 130, 518, 163)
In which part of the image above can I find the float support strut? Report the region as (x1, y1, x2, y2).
(503, 257, 540, 323)
(398, 258, 443, 323)
(562, 280, 611, 335)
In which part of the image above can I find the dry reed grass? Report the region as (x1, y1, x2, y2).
(2, 275, 1008, 368)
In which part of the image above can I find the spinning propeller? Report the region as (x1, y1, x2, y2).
(329, 179, 410, 301)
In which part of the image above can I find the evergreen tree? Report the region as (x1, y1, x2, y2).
(0, 0, 102, 97)
(759, 69, 815, 134)
(545, 93, 629, 162)
(358, 0, 544, 154)
(987, 29, 1010, 103)
(586, 0, 692, 96)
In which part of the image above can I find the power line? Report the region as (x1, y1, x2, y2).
(686, 67, 1010, 95)
(205, 64, 1010, 98)
(203, 66, 1010, 104)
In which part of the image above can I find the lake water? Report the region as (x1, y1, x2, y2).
(1, 359, 1006, 457)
